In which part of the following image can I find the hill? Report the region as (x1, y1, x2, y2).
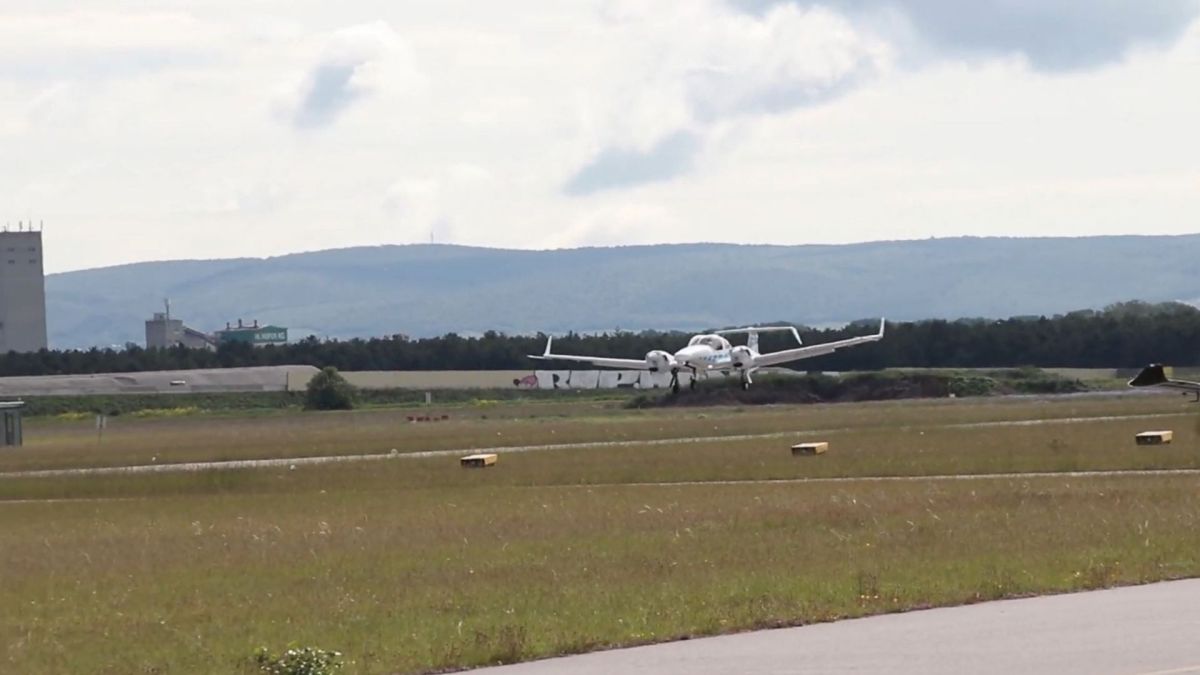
(47, 236, 1200, 348)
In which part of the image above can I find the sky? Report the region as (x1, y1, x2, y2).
(3, 1, 1200, 273)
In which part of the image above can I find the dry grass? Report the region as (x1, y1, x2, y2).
(2, 392, 1200, 673)
(3, 478, 1198, 674)
(1, 392, 1186, 473)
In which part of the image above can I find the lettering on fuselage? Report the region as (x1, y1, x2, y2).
(689, 352, 733, 365)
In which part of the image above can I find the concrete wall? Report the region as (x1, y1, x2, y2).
(0, 231, 47, 353)
(0, 366, 320, 396)
(287, 370, 725, 391)
(0, 367, 733, 397)
(528, 370, 737, 389)
(287, 370, 536, 392)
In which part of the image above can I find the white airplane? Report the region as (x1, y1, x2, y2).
(530, 319, 886, 392)
(1128, 364, 1200, 401)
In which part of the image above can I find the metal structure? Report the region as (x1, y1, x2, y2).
(0, 401, 25, 446)
(0, 228, 48, 353)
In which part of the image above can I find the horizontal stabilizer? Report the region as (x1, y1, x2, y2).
(714, 325, 803, 346)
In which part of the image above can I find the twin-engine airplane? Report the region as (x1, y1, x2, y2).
(530, 319, 885, 392)
(1128, 364, 1200, 401)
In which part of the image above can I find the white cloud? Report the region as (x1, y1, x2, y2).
(275, 21, 422, 129)
(547, 203, 683, 249)
(0, 10, 223, 80)
(0, 2, 1197, 273)
(735, 0, 1200, 70)
(0, 10, 222, 53)
(382, 179, 440, 226)
(564, 1, 890, 193)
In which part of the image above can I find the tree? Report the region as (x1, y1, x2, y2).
(304, 366, 357, 411)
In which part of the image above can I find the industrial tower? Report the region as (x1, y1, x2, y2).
(0, 227, 48, 353)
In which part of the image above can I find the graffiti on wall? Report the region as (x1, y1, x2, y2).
(514, 370, 731, 390)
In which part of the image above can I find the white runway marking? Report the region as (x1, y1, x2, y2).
(0, 497, 142, 505)
(0, 411, 1184, 480)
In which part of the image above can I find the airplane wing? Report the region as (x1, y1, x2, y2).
(749, 319, 885, 369)
(527, 336, 652, 370)
(1128, 364, 1200, 393)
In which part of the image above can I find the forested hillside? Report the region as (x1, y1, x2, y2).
(7, 301, 1200, 376)
(47, 236, 1200, 348)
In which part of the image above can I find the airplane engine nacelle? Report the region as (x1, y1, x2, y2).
(645, 350, 675, 373)
(730, 346, 754, 370)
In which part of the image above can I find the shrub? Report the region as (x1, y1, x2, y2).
(254, 645, 343, 675)
(304, 367, 357, 411)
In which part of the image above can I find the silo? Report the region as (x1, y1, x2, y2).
(0, 229, 48, 352)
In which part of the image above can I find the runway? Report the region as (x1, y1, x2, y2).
(476, 579, 1200, 674)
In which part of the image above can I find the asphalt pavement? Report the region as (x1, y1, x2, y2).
(476, 579, 1200, 674)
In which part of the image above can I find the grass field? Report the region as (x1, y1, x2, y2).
(3, 392, 1200, 673)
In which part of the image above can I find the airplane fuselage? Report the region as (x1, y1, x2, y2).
(673, 344, 734, 369)
(665, 334, 745, 373)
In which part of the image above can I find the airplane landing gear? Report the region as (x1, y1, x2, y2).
(669, 369, 680, 394)
(688, 366, 699, 390)
(739, 370, 752, 390)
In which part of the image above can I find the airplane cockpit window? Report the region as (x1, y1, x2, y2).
(688, 335, 730, 350)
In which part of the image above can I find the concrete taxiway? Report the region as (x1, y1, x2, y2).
(476, 579, 1200, 674)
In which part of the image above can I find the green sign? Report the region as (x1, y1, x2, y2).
(219, 326, 288, 345)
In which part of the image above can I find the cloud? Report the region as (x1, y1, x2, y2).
(281, 21, 417, 129)
(292, 62, 363, 128)
(0, 10, 221, 80)
(565, 2, 888, 194)
(546, 202, 681, 248)
(564, 131, 703, 196)
(732, 0, 1200, 70)
(679, 3, 890, 119)
(382, 178, 440, 224)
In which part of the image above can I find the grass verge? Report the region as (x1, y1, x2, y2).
(2, 476, 1198, 673)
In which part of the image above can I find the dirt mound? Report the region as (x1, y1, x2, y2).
(626, 369, 1086, 408)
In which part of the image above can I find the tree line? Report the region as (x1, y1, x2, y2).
(5, 301, 1200, 377)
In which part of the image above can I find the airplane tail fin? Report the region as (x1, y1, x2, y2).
(747, 331, 760, 353)
(1129, 364, 1170, 387)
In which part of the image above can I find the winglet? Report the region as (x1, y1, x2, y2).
(878, 318, 886, 337)
(543, 336, 553, 357)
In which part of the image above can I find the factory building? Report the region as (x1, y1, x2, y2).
(145, 302, 217, 350)
(145, 309, 287, 350)
(0, 229, 48, 353)
(215, 319, 288, 347)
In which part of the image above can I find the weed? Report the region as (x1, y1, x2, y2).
(254, 645, 343, 675)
